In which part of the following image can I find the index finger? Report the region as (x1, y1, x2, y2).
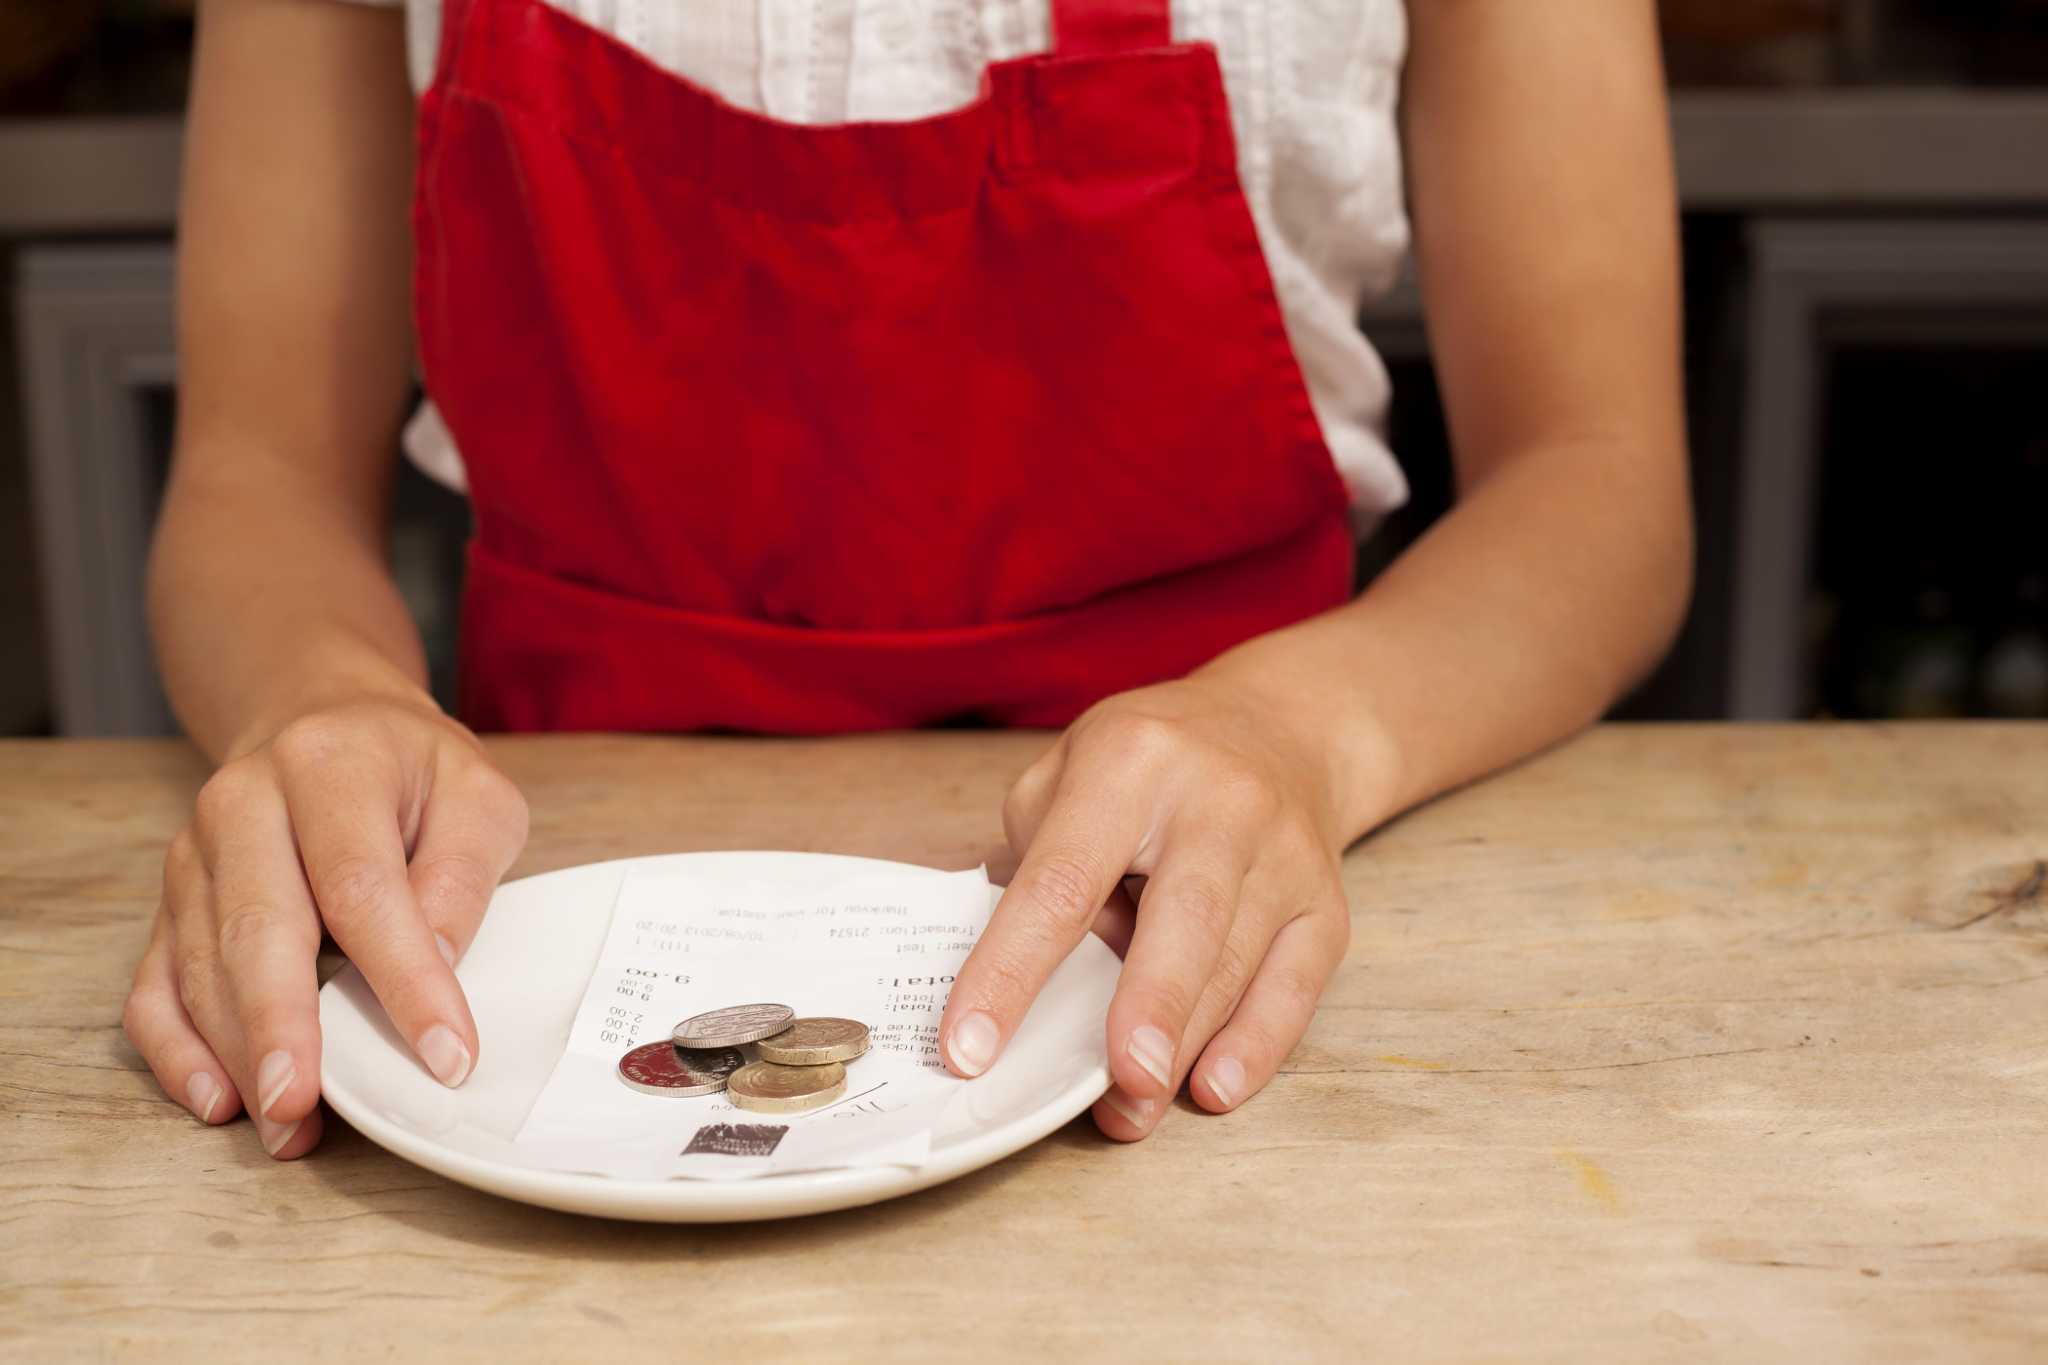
(941, 763, 1152, 1078)
(276, 746, 479, 1089)
(407, 761, 528, 966)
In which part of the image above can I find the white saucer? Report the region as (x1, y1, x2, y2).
(317, 851, 1118, 1222)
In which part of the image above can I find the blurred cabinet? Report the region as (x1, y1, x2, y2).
(1732, 220, 2048, 718)
(14, 246, 175, 734)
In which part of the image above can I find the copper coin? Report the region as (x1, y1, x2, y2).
(755, 1017, 871, 1066)
(726, 1060, 847, 1114)
(616, 1042, 745, 1097)
(672, 1002, 795, 1048)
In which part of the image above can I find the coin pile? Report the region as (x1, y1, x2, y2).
(615, 1002, 872, 1115)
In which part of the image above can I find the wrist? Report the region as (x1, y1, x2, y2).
(220, 650, 444, 762)
(1194, 631, 1406, 846)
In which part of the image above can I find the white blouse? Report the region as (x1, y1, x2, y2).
(343, 0, 1412, 522)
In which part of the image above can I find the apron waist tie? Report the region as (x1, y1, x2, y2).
(459, 515, 1354, 734)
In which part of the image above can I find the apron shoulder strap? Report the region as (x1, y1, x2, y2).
(430, 0, 481, 95)
(1050, 0, 1173, 57)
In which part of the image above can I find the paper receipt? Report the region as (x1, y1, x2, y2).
(514, 860, 995, 1181)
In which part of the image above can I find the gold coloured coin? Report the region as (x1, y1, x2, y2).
(755, 1017, 871, 1066)
(726, 1060, 847, 1114)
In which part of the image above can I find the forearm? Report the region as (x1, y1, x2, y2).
(1213, 0, 1692, 844)
(155, 0, 423, 763)
(1202, 440, 1691, 843)
(149, 461, 436, 762)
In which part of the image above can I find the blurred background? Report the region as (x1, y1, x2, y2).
(3, 0, 2046, 737)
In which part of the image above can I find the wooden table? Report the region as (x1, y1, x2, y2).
(5, 725, 2045, 1360)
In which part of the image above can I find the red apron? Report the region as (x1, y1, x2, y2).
(414, 0, 1354, 734)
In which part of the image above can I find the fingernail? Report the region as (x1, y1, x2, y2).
(256, 1049, 296, 1119)
(1103, 1090, 1156, 1130)
(1205, 1055, 1246, 1110)
(1126, 1025, 1174, 1089)
(186, 1072, 222, 1124)
(435, 932, 458, 968)
(948, 1011, 1000, 1077)
(416, 1024, 472, 1088)
(260, 1117, 302, 1157)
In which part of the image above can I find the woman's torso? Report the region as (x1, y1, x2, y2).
(364, 0, 1412, 522)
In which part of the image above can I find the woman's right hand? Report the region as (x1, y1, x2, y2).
(121, 699, 529, 1158)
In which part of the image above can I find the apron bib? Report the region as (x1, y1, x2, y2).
(414, 0, 1354, 733)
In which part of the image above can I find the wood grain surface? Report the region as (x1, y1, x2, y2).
(3, 725, 2045, 1361)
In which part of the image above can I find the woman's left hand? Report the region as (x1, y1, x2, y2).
(938, 673, 1357, 1139)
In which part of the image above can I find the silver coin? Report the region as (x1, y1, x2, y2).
(673, 1001, 795, 1048)
(616, 1041, 746, 1097)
